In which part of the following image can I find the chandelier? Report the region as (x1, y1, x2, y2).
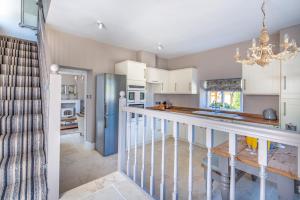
(234, 0, 300, 67)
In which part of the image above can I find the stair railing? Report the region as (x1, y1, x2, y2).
(118, 91, 300, 200)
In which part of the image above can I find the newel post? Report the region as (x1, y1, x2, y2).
(47, 65, 61, 200)
(118, 91, 127, 172)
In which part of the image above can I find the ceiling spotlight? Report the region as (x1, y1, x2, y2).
(97, 20, 105, 30)
(157, 43, 164, 51)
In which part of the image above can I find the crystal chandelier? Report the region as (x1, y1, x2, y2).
(234, 0, 300, 67)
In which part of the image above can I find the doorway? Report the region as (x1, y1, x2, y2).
(60, 68, 87, 140)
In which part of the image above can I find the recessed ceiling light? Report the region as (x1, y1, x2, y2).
(157, 43, 164, 51)
(97, 20, 105, 30)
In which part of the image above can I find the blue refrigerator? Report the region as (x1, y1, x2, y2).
(95, 73, 126, 156)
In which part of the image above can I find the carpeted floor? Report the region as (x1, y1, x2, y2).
(59, 133, 118, 195)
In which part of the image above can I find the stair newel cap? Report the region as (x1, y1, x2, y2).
(50, 64, 59, 74)
(120, 91, 125, 98)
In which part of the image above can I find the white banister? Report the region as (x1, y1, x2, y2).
(160, 119, 167, 200)
(188, 124, 195, 200)
(118, 105, 300, 200)
(258, 139, 268, 200)
(206, 128, 213, 200)
(122, 106, 300, 147)
(126, 113, 132, 176)
(47, 73, 61, 200)
(172, 121, 179, 200)
(229, 133, 237, 200)
(133, 116, 139, 182)
(150, 117, 156, 196)
(118, 91, 127, 172)
(141, 115, 146, 189)
(298, 147, 300, 179)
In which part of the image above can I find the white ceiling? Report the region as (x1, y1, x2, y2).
(47, 0, 300, 58)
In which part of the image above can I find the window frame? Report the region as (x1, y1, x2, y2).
(206, 90, 243, 112)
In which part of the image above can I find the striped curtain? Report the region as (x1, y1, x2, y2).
(205, 78, 242, 91)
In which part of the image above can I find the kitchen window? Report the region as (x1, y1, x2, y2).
(204, 78, 242, 111)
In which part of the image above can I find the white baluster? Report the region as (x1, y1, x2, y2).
(298, 147, 300, 180)
(229, 133, 237, 200)
(172, 121, 179, 200)
(206, 128, 213, 200)
(258, 139, 268, 200)
(160, 119, 167, 200)
(118, 91, 127, 172)
(188, 124, 195, 200)
(133, 115, 138, 182)
(126, 113, 132, 177)
(150, 117, 156, 196)
(141, 115, 146, 189)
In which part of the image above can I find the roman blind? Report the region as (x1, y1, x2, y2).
(205, 78, 242, 91)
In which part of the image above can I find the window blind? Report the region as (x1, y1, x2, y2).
(205, 78, 242, 91)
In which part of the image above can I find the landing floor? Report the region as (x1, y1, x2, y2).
(60, 172, 153, 200)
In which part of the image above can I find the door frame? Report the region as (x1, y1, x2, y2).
(59, 68, 88, 142)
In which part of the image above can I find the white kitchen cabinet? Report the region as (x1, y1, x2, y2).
(146, 67, 169, 93)
(280, 98, 300, 132)
(168, 68, 198, 94)
(115, 60, 146, 82)
(281, 54, 300, 99)
(242, 60, 280, 95)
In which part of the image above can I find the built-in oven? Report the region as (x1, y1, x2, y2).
(127, 85, 145, 104)
(128, 103, 144, 120)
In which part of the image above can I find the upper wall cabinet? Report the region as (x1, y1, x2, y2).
(115, 60, 146, 83)
(146, 67, 198, 94)
(242, 60, 280, 95)
(168, 68, 198, 94)
(281, 54, 300, 99)
(146, 67, 169, 93)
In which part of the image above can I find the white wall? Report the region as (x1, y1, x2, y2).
(0, 0, 36, 41)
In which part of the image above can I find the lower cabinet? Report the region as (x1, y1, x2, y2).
(280, 98, 300, 132)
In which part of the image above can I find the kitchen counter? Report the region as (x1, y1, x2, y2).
(147, 106, 279, 127)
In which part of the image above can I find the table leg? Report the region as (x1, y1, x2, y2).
(220, 173, 230, 200)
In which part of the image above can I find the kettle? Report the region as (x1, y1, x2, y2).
(262, 108, 277, 120)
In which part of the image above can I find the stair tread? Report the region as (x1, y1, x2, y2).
(0, 174, 47, 200)
(0, 100, 42, 115)
(0, 75, 40, 87)
(0, 130, 44, 155)
(0, 148, 46, 187)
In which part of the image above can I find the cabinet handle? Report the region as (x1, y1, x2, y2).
(144, 69, 146, 79)
(283, 76, 287, 90)
(189, 82, 191, 91)
(162, 83, 164, 92)
(175, 83, 177, 91)
(283, 102, 287, 116)
(243, 79, 246, 90)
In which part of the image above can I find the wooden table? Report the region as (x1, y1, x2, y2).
(203, 138, 298, 200)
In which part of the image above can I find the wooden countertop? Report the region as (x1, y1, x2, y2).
(147, 106, 279, 126)
(212, 139, 298, 180)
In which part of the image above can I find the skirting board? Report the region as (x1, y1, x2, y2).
(84, 141, 95, 150)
